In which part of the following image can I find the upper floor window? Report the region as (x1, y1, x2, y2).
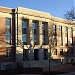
(6, 18, 11, 26)
(33, 35, 36, 42)
(70, 27, 73, 37)
(60, 36, 63, 45)
(42, 35, 45, 44)
(6, 18, 11, 44)
(6, 26, 10, 34)
(53, 25, 56, 32)
(54, 36, 57, 45)
(32, 22, 36, 29)
(42, 23, 45, 30)
(59, 25, 62, 32)
(65, 27, 68, 33)
(22, 34, 26, 42)
(22, 20, 27, 28)
(6, 34, 10, 43)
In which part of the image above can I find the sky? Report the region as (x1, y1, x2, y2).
(0, 0, 74, 19)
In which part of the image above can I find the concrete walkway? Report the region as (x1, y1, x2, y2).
(60, 72, 75, 75)
(50, 64, 75, 72)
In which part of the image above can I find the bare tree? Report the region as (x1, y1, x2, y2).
(17, 18, 56, 69)
(64, 7, 75, 21)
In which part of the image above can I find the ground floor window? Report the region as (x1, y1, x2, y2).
(60, 49, 63, 55)
(23, 49, 29, 61)
(34, 49, 39, 60)
(44, 49, 48, 60)
(6, 49, 11, 58)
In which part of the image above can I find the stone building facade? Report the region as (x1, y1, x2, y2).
(0, 6, 75, 70)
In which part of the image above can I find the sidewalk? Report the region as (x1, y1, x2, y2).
(59, 72, 75, 75)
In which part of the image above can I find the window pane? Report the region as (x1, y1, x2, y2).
(42, 23, 45, 30)
(22, 20, 27, 28)
(22, 28, 26, 34)
(33, 35, 36, 42)
(6, 34, 10, 43)
(6, 18, 11, 26)
(59, 26, 62, 32)
(42, 35, 45, 44)
(6, 50, 11, 57)
(6, 26, 10, 34)
(22, 34, 26, 42)
(70, 28, 73, 37)
(32, 22, 36, 29)
(53, 25, 56, 32)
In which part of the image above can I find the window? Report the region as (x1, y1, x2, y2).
(60, 36, 63, 45)
(22, 19, 27, 44)
(59, 26, 63, 46)
(22, 28, 26, 34)
(65, 37, 68, 46)
(70, 28, 73, 46)
(23, 49, 29, 61)
(32, 22, 36, 29)
(42, 23, 45, 30)
(60, 49, 63, 55)
(66, 50, 69, 54)
(22, 20, 27, 28)
(59, 26, 62, 32)
(34, 49, 39, 60)
(6, 50, 11, 57)
(44, 49, 48, 60)
(42, 23, 45, 45)
(22, 34, 26, 42)
(33, 35, 36, 42)
(42, 35, 45, 44)
(6, 18, 11, 26)
(53, 25, 57, 46)
(6, 18, 11, 44)
(65, 27, 68, 46)
(54, 36, 57, 45)
(54, 49, 57, 55)
(33, 29, 36, 35)
(70, 28, 73, 37)
(53, 25, 56, 33)
(6, 26, 10, 34)
(70, 49, 74, 54)
(65, 27, 68, 33)
(6, 34, 10, 44)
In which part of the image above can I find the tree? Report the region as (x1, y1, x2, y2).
(17, 18, 56, 70)
(64, 7, 75, 21)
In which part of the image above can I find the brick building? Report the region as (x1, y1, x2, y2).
(0, 6, 75, 70)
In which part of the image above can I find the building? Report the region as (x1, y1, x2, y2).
(0, 6, 75, 70)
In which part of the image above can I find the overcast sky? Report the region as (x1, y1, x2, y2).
(0, 0, 74, 19)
